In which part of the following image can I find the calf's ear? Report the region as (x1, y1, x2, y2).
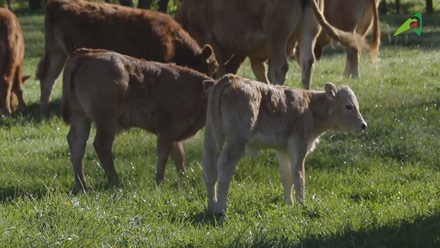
(325, 82, 337, 99)
(201, 44, 215, 62)
(203, 79, 216, 91)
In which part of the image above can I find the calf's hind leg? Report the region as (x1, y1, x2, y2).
(215, 141, 246, 216)
(202, 128, 221, 213)
(67, 114, 92, 189)
(93, 123, 119, 184)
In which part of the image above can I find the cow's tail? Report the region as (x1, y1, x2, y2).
(370, 0, 381, 63)
(61, 51, 84, 124)
(309, 0, 369, 53)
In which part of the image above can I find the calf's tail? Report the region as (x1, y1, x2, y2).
(370, 0, 381, 63)
(309, 0, 369, 53)
(61, 51, 84, 124)
(206, 74, 238, 150)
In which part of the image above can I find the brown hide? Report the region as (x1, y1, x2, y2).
(175, 0, 368, 88)
(0, 8, 27, 115)
(37, 0, 218, 115)
(62, 48, 213, 189)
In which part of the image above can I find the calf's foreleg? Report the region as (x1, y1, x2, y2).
(170, 141, 185, 175)
(215, 142, 246, 216)
(276, 151, 294, 205)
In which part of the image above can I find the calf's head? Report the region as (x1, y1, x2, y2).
(325, 83, 367, 133)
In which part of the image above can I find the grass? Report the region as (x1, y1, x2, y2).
(1, 9, 440, 247)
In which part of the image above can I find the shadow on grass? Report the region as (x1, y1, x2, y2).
(184, 210, 226, 227)
(243, 213, 440, 247)
(296, 213, 440, 248)
(0, 98, 61, 126)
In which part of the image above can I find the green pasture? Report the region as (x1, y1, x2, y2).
(0, 9, 440, 247)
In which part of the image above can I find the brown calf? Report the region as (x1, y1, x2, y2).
(62, 48, 213, 189)
(37, 0, 218, 115)
(0, 8, 28, 115)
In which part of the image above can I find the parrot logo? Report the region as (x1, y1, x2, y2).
(394, 12, 422, 36)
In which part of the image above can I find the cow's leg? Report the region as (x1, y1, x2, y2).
(288, 138, 307, 205)
(0, 84, 12, 115)
(37, 50, 67, 116)
(0, 79, 12, 115)
(67, 113, 92, 189)
(155, 135, 174, 184)
(266, 2, 302, 85)
(170, 141, 185, 175)
(267, 44, 289, 85)
(0, 63, 16, 115)
(249, 58, 269, 84)
(276, 151, 293, 205)
(215, 141, 246, 216)
(344, 47, 360, 78)
(224, 54, 246, 74)
(297, 6, 321, 89)
(93, 123, 118, 184)
(13, 65, 27, 113)
(202, 127, 221, 214)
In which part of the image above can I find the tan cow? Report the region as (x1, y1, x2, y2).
(0, 8, 28, 115)
(202, 74, 367, 216)
(37, 0, 218, 116)
(62, 48, 214, 189)
(313, 0, 380, 78)
(175, 0, 368, 89)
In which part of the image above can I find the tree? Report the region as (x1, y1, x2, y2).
(138, 0, 152, 9)
(380, 0, 387, 14)
(6, 0, 11, 10)
(119, 0, 134, 7)
(395, 0, 400, 14)
(29, 0, 42, 9)
(426, 0, 433, 14)
(158, 0, 169, 13)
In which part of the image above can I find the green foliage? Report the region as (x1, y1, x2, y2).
(1, 11, 440, 247)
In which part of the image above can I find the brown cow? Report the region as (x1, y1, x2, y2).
(62, 48, 214, 189)
(37, 0, 218, 116)
(0, 8, 28, 115)
(202, 74, 367, 216)
(175, 0, 368, 89)
(313, 0, 380, 78)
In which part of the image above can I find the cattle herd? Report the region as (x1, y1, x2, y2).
(0, 0, 379, 216)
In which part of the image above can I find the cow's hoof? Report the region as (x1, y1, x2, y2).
(154, 178, 163, 187)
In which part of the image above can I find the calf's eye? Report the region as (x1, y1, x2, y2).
(345, 105, 353, 110)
